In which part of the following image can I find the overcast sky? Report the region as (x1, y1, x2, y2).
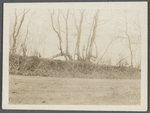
(8, 3, 146, 66)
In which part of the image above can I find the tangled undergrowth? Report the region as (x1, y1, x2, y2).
(9, 54, 141, 79)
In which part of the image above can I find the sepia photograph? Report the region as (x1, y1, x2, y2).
(2, 2, 147, 111)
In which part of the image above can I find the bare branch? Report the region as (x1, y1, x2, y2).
(11, 9, 18, 53)
(24, 11, 34, 45)
(124, 10, 133, 67)
(94, 40, 98, 58)
(55, 27, 66, 34)
(61, 9, 73, 60)
(49, 10, 61, 45)
(57, 9, 61, 35)
(115, 54, 130, 66)
(15, 9, 30, 38)
(73, 13, 79, 31)
(48, 9, 64, 56)
(74, 10, 85, 60)
(85, 24, 93, 57)
(87, 10, 99, 61)
(97, 37, 120, 64)
(61, 9, 69, 20)
(11, 9, 30, 54)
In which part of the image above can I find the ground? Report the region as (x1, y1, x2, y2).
(9, 75, 141, 105)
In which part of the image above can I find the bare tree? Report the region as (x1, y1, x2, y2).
(49, 10, 63, 55)
(48, 9, 73, 60)
(85, 24, 93, 59)
(86, 10, 99, 62)
(73, 10, 85, 60)
(134, 11, 141, 69)
(115, 54, 130, 66)
(97, 36, 120, 64)
(124, 10, 133, 67)
(10, 9, 30, 54)
(61, 10, 73, 60)
(73, 9, 109, 63)
(20, 12, 34, 57)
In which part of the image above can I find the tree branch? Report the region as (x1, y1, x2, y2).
(97, 37, 119, 64)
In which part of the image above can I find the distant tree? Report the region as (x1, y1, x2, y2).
(97, 36, 120, 64)
(10, 9, 30, 54)
(118, 10, 141, 68)
(20, 11, 34, 57)
(86, 10, 99, 62)
(124, 11, 133, 67)
(134, 11, 141, 69)
(73, 10, 85, 60)
(115, 53, 130, 67)
(73, 10, 101, 62)
(61, 9, 73, 60)
(48, 9, 73, 61)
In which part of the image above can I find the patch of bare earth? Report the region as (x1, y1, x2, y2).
(9, 75, 140, 105)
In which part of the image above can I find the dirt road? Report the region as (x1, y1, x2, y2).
(9, 75, 140, 105)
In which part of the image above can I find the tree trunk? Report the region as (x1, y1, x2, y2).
(11, 9, 30, 54)
(49, 9, 73, 61)
(49, 9, 63, 56)
(74, 10, 85, 60)
(87, 10, 99, 62)
(125, 11, 133, 67)
(61, 10, 73, 61)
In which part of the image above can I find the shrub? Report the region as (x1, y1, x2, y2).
(9, 54, 141, 79)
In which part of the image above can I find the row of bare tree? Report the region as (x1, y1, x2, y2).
(49, 9, 100, 63)
(9, 9, 41, 57)
(9, 9, 141, 68)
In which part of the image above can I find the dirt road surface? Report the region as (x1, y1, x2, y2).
(9, 75, 140, 105)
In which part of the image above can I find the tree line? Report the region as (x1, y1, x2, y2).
(9, 9, 141, 68)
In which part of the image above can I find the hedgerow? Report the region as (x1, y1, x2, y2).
(9, 54, 141, 79)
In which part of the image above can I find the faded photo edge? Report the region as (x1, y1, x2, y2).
(2, 2, 148, 111)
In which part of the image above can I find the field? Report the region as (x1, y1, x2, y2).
(9, 75, 141, 105)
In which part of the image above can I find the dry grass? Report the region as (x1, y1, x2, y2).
(9, 75, 141, 105)
(9, 54, 141, 105)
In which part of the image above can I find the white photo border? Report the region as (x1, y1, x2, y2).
(2, 2, 148, 111)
